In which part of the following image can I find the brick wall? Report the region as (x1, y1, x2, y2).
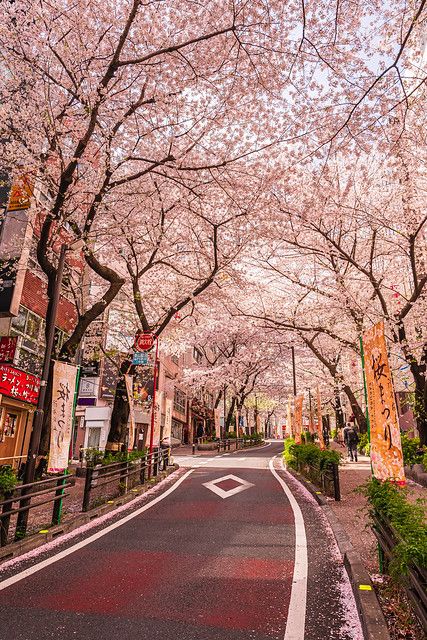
(21, 270, 77, 332)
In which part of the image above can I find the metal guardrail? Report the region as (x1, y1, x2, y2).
(295, 460, 341, 501)
(372, 514, 427, 632)
(0, 474, 73, 546)
(192, 437, 263, 454)
(82, 447, 171, 512)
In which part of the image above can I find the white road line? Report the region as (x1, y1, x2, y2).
(0, 469, 194, 592)
(269, 456, 308, 640)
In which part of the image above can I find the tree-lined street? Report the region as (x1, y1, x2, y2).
(0, 443, 363, 640)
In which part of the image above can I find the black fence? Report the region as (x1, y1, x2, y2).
(82, 447, 171, 512)
(0, 474, 73, 546)
(294, 460, 341, 501)
(373, 513, 427, 632)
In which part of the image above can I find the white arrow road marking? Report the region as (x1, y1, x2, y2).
(203, 474, 254, 499)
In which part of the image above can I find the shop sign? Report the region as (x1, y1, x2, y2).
(124, 374, 135, 450)
(0, 364, 40, 404)
(362, 322, 405, 484)
(7, 175, 33, 212)
(0, 336, 18, 362)
(164, 398, 173, 441)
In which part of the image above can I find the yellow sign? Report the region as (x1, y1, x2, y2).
(294, 395, 303, 444)
(7, 175, 33, 211)
(362, 322, 405, 484)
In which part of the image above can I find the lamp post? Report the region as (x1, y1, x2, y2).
(223, 383, 227, 439)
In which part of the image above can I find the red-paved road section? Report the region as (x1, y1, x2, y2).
(0, 443, 362, 640)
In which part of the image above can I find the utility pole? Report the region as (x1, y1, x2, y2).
(291, 346, 297, 396)
(223, 384, 227, 438)
(16, 243, 68, 533)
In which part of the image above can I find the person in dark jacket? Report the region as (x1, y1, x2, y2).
(343, 423, 359, 461)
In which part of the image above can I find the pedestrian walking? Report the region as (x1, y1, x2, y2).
(343, 423, 359, 461)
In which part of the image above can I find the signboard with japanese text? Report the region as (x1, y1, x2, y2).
(134, 333, 155, 352)
(362, 322, 405, 484)
(7, 175, 33, 212)
(287, 395, 292, 437)
(214, 407, 221, 438)
(147, 390, 163, 448)
(0, 364, 40, 404)
(49, 361, 78, 473)
(124, 374, 136, 450)
(316, 386, 326, 450)
(164, 398, 173, 441)
(294, 395, 303, 444)
(0, 336, 18, 363)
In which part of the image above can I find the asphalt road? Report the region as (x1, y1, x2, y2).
(0, 441, 363, 640)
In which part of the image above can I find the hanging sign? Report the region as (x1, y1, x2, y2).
(124, 374, 136, 450)
(49, 361, 78, 472)
(164, 397, 173, 441)
(148, 390, 163, 448)
(316, 386, 326, 450)
(294, 395, 303, 445)
(362, 322, 405, 484)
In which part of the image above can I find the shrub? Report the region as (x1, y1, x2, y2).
(0, 465, 18, 496)
(361, 478, 427, 578)
(422, 450, 427, 472)
(225, 431, 237, 439)
(331, 428, 337, 440)
(283, 440, 340, 471)
(400, 434, 425, 467)
(358, 432, 370, 455)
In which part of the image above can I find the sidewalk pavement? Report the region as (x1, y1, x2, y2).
(329, 441, 426, 573)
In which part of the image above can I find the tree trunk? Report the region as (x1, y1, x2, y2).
(226, 396, 236, 432)
(106, 361, 131, 450)
(343, 384, 367, 433)
(414, 377, 427, 446)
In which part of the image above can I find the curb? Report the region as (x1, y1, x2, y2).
(285, 466, 390, 640)
(0, 465, 179, 565)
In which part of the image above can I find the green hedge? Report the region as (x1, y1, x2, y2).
(0, 465, 18, 497)
(85, 448, 148, 467)
(284, 438, 340, 471)
(400, 434, 426, 467)
(361, 478, 427, 579)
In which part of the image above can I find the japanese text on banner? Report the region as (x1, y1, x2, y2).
(362, 322, 405, 484)
(49, 362, 77, 473)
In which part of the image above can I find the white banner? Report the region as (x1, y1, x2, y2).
(49, 361, 78, 472)
(214, 407, 221, 438)
(148, 390, 163, 448)
(164, 397, 172, 441)
(124, 374, 135, 450)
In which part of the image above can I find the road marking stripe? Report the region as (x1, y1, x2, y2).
(269, 457, 307, 640)
(0, 469, 193, 592)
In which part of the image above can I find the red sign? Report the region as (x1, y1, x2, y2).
(134, 333, 155, 352)
(0, 364, 40, 405)
(0, 336, 18, 363)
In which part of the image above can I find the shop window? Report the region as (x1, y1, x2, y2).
(173, 388, 186, 414)
(10, 305, 68, 375)
(3, 411, 18, 438)
(193, 347, 203, 364)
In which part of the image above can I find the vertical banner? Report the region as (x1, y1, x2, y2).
(316, 386, 326, 450)
(214, 407, 221, 439)
(287, 395, 293, 437)
(362, 322, 405, 484)
(294, 395, 303, 444)
(49, 362, 78, 472)
(164, 397, 172, 441)
(151, 390, 163, 447)
(124, 374, 135, 450)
